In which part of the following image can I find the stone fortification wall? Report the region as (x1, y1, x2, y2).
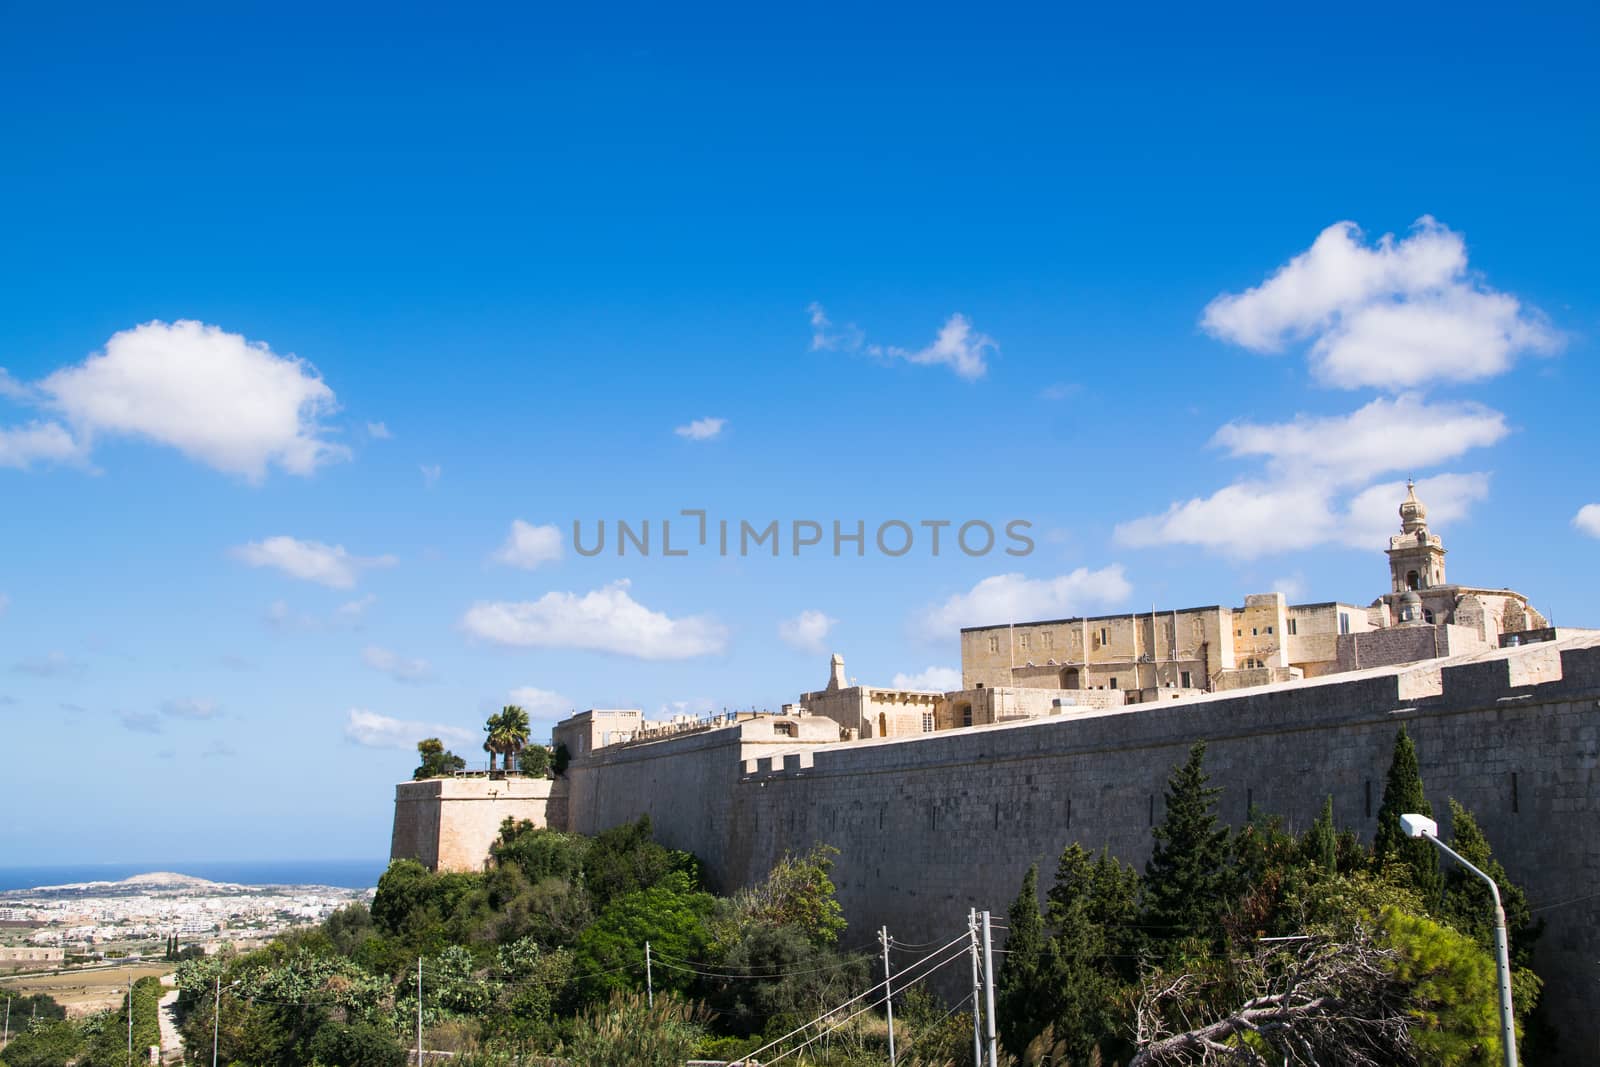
(559, 638, 1600, 1052)
(391, 777, 559, 873)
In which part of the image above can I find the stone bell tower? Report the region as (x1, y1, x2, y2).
(1386, 481, 1447, 594)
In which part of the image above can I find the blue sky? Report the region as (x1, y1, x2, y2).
(2, 4, 1596, 865)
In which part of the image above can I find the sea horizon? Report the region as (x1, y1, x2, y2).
(0, 858, 389, 893)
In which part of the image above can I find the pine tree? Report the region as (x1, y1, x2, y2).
(1302, 795, 1337, 873)
(1373, 725, 1442, 904)
(996, 863, 1047, 1057)
(1143, 740, 1232, 947)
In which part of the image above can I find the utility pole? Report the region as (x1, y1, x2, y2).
(645, 941, 654, 1009)
(126, 974, 132, 1067)
(4, 994, 10, 1048)
(968, 910, 983, 1067)
(879, 926, 896, 1066)
(211, 975, 222, 1067)
(981, 910, 998, 1067)
(416, 957, 423, 1067)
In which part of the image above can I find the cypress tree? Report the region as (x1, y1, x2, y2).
(1374, 725, 1442, 903)
(1302, 795, 1337, 873)
(996, 863, 1047, 1057)
(1143, 740, 1231, 946)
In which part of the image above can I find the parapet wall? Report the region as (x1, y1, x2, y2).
(558, 638, 1600, 1053)
(391, 776, 560, 873)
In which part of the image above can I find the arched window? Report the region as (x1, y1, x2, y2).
(878, 711, 888, 737)
(1406, 570, 1420, 591)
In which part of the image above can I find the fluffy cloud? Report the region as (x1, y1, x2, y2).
(19, 320, 350, 480)
(674, 417, 726, 441)
(1202, 217, 1559, 390)
(162, 698, 220, 720)
(1575, 504, 1600, 539)
(231, 536, 397, 589)
(918, 566, 1131, 639)
(362, 645, 433, 684)
(507, 687, 571, 717)
(366, 421, 392, 440)
(1211, 395, 1506, 488)
(778, 609, 836, 654)
(809, 303, 996, 380)
(461, 580, 728, 660)
(494, 520, 563, 569)
(344, 708, 473, 750)
(891, 666, 962, 691)
(1117, 473, 1489, 559)
(0, 421, 88, 470)
(420, 463, 442, 488)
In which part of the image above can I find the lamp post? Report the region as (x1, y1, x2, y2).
(1401, 813, 1517, 1067)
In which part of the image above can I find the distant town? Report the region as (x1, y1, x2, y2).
(0, 872, 371, 973)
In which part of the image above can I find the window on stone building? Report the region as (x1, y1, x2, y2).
(921, 712, 934, 733)
(961, 705, 973, 727)
(1235, 628, 1242, 637)
(988, 635, 999, 653)
(1019, 634, 1030, 651)
(1251, 627, 1258, 636)
(1287, 618, 1298, 635)
(1266, 626, 1273, 635)
(1099, 627, 1109, 645)
(1109, 677, 1118, 689)
(1043, 632, 1054, 649)
(1339, 612, 1350, 635)
(1180, 670, 1192, 688)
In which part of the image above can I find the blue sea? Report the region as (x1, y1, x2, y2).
(0, 859, 387, 893)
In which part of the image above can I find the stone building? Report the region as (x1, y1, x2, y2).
(961, 483, 1544, 699)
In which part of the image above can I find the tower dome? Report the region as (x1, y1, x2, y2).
(1399, 479, 1428, 533)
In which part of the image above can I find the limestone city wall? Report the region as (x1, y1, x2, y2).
(554, 639, 1600, 1053)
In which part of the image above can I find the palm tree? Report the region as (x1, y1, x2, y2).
(483, 709, 505, 774)
(498, 705, 531, 774)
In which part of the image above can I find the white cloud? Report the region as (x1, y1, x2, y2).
(1270, 574, 1306, 602)
(674, 416, 726, 441)
(32, 320, 349, 480)
(1340, 474, 1491, 548)
(1117, 473, 1489, 559)
(162, 697, 220, 720)
(0, 368, 33, 401)
(1212, 395, 1507, 488)
(778, 609, 836, 654)
(461, 580, 728, 660)
(494, 520, 563, 569)
(343, 708, 473, 750)
(1575, 504, 1600, 539)
(808, 303, 996, 380)
(891, 666, 962, 691)
(420, 463, 442, 488)
(918, 566, 1132, 639)
(0, 420, 89, 470)
(366, 421, 392, 440)
(362, 645, 433, 684)
(507, 686, 571, 717)
(231, 536, 397, 589)
(1202, 217, 1560, 390)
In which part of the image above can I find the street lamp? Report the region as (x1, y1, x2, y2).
(1401, 813, 1518, 1067)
